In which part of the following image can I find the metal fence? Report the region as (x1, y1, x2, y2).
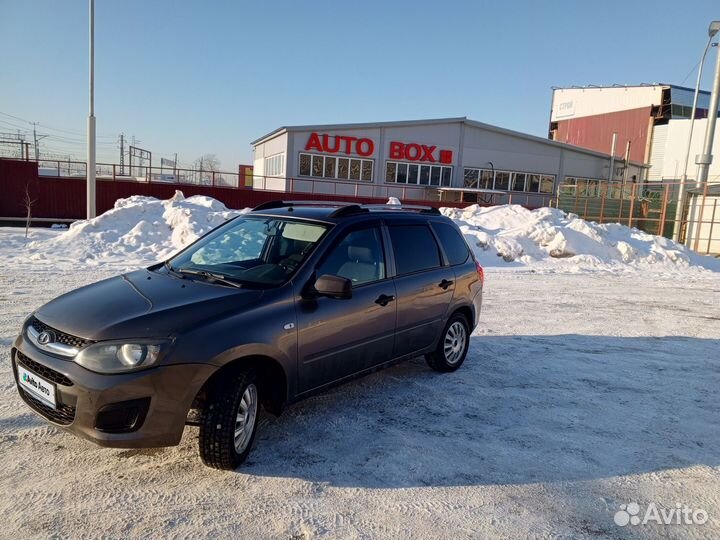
(555, 179, 719, 255)
(14, 156, 720, 255)
(34, 159, 241, 188)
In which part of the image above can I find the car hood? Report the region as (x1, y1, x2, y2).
(34, 269, 265, 341)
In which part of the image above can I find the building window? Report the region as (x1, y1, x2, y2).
(512, 173, 526, 192)
(298, 153, 373, 182)
(480, 170, 494, 189)
(539, 175, 554, 193)
(397, 163, 408, 183)
(494, 171, 510, 191)
(463, 167, 556, 194)
(385, 161, 452, 186)
(349, 159, 361, 180)
(338, 158, 349, 179)
(385, 161, 396, 182)
(312, 155, 323, 177)
(324, 156, 336, 178)
(299, 153, 311, 176)
(264, 153, 285, 177)
(527, 174, 540, 193)
(464, 168, 478, 188)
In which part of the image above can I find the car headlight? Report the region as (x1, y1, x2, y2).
(74, 340, 170, 373)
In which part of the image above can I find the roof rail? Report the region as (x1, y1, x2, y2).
(251, 200, 442, 217)
(251, 200, 362, 212)
(329, 205, 366, 218)
(362, 204, 441, 215)
(251, 200, 289, 211)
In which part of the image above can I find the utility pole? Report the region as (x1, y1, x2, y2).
(696, 33, 720, 187)
(31, 122, 48, 160)
(608, 132, 618, 182)
(623, 140, 632, 184)
(87, 0, 97, 219)
(692, 22, 720, 251)
(119, 133, 125, 175)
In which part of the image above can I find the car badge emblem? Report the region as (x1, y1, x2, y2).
(37, 331, 54, 345)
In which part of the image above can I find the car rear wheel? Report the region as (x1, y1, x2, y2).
(199, 368, 260, 470)
(426, 313, 470, 372)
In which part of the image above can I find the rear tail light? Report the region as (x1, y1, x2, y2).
(475, 259, 484, 286)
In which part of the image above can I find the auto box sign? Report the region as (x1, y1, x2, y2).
(304, 132, 454, 163)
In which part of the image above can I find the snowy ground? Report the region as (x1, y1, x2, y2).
(1, 195, 719, 539)
(1, 259, 719, 539)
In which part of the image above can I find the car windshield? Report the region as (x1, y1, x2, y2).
(167, 216, 329, 287)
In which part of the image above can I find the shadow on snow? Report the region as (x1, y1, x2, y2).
(240, 334, 720, 488)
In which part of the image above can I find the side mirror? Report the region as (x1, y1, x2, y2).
(314, 274, 352, 299)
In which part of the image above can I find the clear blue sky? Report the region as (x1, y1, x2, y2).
(1, 0, 719, 169)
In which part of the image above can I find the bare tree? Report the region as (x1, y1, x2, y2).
(23, 185, 36, 239)
(194, 154, 221, 172)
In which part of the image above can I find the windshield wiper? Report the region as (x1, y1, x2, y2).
(176, 268, 243, 288)
(164, 260, 179, 275)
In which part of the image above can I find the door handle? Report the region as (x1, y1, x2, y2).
(439, 279, 454, 290)
(374, 294, 395, 306)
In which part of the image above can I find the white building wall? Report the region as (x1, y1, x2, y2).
(686, 195, 720, 254)
(551, 86, 664, 121)
(252, 132, 288, 191)
(647, 118, 720, 182)
(251, 119, 645, 199)
(462, 127, 560, 174)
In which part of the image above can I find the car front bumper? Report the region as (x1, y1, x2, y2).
(11, 335, 216, 448)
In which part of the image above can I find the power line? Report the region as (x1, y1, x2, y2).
(0, 111, 116, 138)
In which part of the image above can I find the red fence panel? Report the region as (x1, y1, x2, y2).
(1, 158, 473, 221)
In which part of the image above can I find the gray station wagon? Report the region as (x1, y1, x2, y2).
(12, 201, 484, 469)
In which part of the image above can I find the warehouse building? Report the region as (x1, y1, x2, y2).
(549, 84, 720, 253)
(549, 84, 714, 164)
(251, 117, 645, 205)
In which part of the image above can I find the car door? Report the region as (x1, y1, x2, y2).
(296, 223, 397, 393)
(387, 222, 455, 358)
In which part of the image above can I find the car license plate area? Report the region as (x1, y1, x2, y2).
(17, 364, 57, 409)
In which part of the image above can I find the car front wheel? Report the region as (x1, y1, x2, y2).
(426, 313, 470, 372)
(199, 368, 260, 470)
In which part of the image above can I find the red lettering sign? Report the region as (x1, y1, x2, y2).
(304, 133, 452, 163)
(388, 141, 452, 163)
(356, 138, 373, 156)
(389, 141, 404, 160)
(304, 132, 374, 156)
(305, 132, 323, 152)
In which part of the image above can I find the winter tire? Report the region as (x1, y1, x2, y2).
(426, 313, 470, 372)
(199, 369, 260, 470)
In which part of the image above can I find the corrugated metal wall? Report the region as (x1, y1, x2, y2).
(554, 106, 652, 163)
(646, 124, 668, 181)
(0, 159, 471, 221)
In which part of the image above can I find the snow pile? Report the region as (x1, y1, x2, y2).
(443, 204, 720, 272)
(20, 191, 247, 265)
(8, 193, 719, 273)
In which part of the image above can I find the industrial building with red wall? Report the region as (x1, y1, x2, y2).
(548, 84, 713, 163)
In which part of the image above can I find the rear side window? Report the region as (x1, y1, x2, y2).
(432, 222, 470, 265)
(388, 225, 441, 275)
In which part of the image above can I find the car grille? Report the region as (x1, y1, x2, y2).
(28, 316, 90, 350)
(18, 387, 76, 425)
(16, 350, 74, 387)
(13, 354, 76, 426)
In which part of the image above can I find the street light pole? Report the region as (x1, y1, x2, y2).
(87, 0, 96, 219)
(673, 36, 714, 241)
(695, 21, 720, 188)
